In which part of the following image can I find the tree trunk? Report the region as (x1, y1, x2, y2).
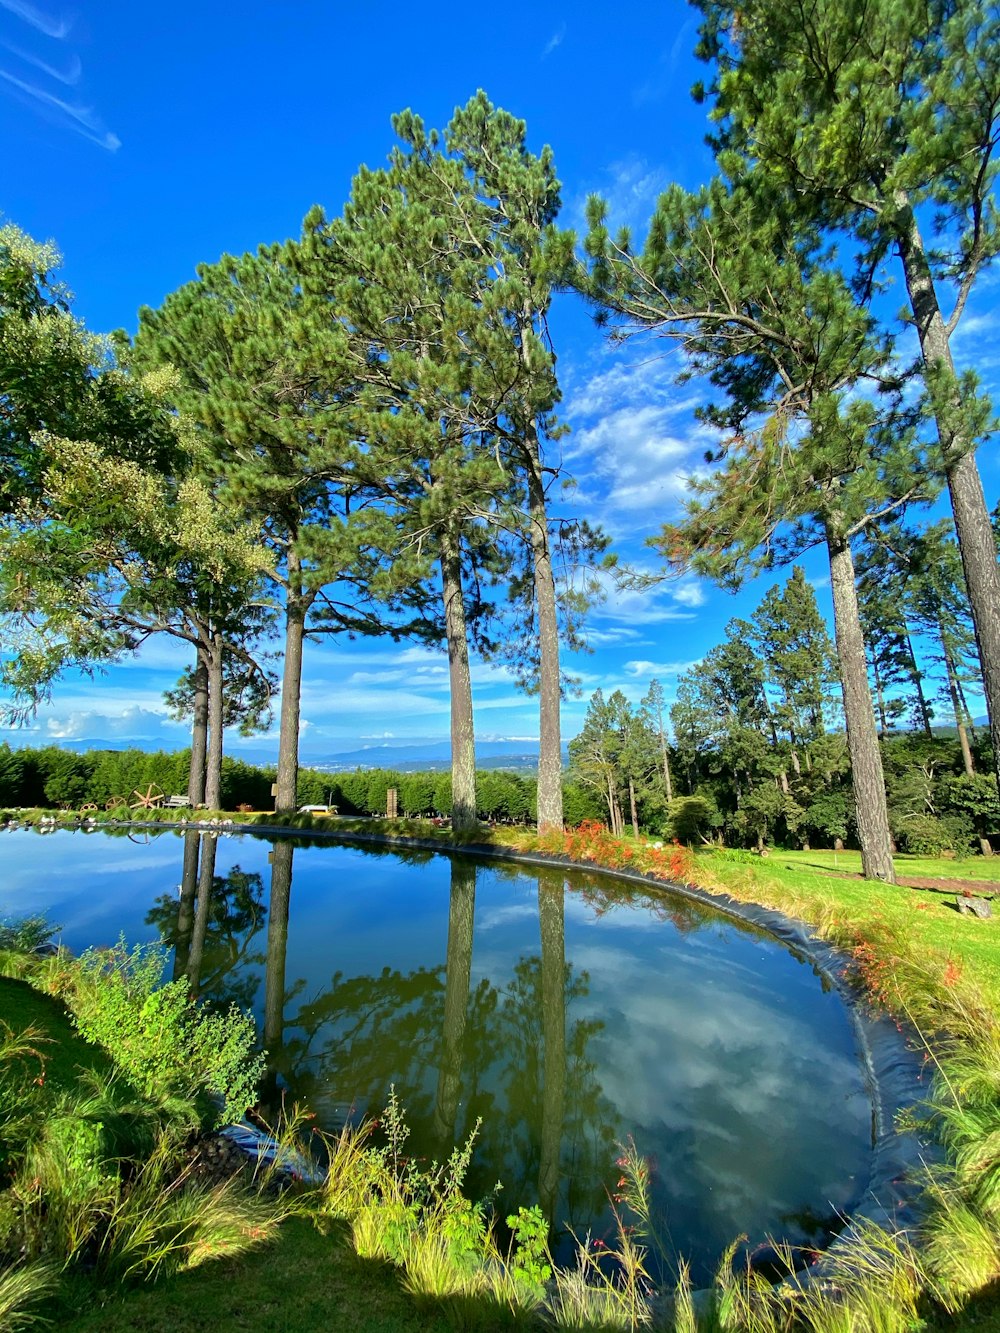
(187, 652, 208, 807)
(186, 833, 218, 997)
(628, 777, 639, 836)
(173, 830, 201, 981)
(276, 554, 308, 814)
(826, 522, 896, 882)
(659, 727, 673, 804)
(262, 838, 294, 1104)
(204, 632, 224, 810)
(525, 423, 563, 834)
(872, 657, 889, 738)
(943, 632, 976, 779)
(902, 617, 933, 738)
(537, 875, 566, 1224)
(956, 672, 978, 741)
(894, 190, 1000, 803)
(440, 527, 477, 833)
(432, 858, 476, 1156)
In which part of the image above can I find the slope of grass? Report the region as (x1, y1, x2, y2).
(57, 1218, 459, 1333)
(0, 974, 112, 1090)
(698, 851, 1000, 1005)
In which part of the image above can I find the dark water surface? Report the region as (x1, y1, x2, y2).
(1, 825, 871, 1281)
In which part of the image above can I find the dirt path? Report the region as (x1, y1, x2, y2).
(801, 866, 996, 895)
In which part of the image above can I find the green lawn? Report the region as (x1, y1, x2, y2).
(58, 1219, 466, 1333)
(776, 847, 1000, 883)
(696, 849, 1000, 1006)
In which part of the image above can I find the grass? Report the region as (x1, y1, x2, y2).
(774, 847, 1000, 884)
(55, 1217, 459, 1333)
(0, 974, 113, 1092)
(694, 851, 1000, 1005)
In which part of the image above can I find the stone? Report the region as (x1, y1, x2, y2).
(956, 895, 992, 919)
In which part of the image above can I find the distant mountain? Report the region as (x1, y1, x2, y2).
(310, 740, 557, 773)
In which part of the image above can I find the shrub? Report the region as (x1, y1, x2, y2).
(894, 813, 975, 857)
(66, 939, 263, 1129)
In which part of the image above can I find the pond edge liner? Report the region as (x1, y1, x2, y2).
(14, 816, 938, 1295)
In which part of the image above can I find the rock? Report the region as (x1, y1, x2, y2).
(956, 895, 992, 919)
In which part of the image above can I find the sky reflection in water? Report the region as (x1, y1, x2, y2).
(0, 826, 870, 1282)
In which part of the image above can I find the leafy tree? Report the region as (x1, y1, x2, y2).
(856, 535, 933, 738)
(0, 433, 273, 806)
(0, 222, 103, 509)
(751, 567, 839, 769)
(689, 0, 1000, 800)
(135, 247, 413, 814)
(640, 678, 674, 803)
(570, 689, 661, 834)
(580, 173, 929, 880)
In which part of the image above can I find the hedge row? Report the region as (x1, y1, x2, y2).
(0, 744, 607, 827)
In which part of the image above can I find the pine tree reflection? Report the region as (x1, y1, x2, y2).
(172, 829, 200, 979)
(146, 833, 266, 1011)
(537, 875, 566, 1224)
(431, 857, 476, 1158)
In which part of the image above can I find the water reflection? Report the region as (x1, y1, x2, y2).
(432, 858, 476, 1158)
(3, 828, 871, 1284)
(146, 833, 265, 1011)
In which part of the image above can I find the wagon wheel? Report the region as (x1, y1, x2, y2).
(81, 803, 98, 813)
(105, 796, 127, 810)
(131, 784, 164, 810)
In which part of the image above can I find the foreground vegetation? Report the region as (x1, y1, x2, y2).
(2, 825, 1000, 1331)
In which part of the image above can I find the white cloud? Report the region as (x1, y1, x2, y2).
(542, 23, 565, 57)
(0, 67, 120, 150)
(623, 658, 699, 678)
(585, 563, 707, 628)
(43, 705, 180, 741)
(0, 0, 70, 38)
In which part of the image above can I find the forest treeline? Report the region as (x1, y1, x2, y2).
(0, 743, 606, 828)
(3, 2, 1000, 882)
(569, 565, 999, 857)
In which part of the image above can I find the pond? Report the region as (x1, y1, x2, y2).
(1, 825, 872, 1283)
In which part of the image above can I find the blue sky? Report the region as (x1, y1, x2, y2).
(2, 0, 997, 759)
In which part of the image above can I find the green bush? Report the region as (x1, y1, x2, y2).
(68, 939, 263, 1129)
(894, 812, 975, 857)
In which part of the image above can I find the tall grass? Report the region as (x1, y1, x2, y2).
(0, 1260, 58, 1331)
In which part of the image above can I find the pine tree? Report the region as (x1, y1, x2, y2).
(580, 179, 925, 879)
(135, 248, 415, 812)
(690, 0, 1000, 800)
(751, 567, 839, 770)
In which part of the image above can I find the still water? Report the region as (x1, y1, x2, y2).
(1, 825, 871, 1281)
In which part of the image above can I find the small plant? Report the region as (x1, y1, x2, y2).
(0, 915, 59, 955)
(507, 1204, 552, 1292)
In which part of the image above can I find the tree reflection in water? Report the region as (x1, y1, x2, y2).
(146, 831, 266, 1013)
(182, 841, 624, 1244)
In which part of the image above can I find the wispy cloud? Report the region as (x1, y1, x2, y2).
(0, 68, 120, 149)
(1, 38, 80, 82)
(0, 0, 70, 39)
(623, 658, 700, 678)
(542, 23, 566, 57)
